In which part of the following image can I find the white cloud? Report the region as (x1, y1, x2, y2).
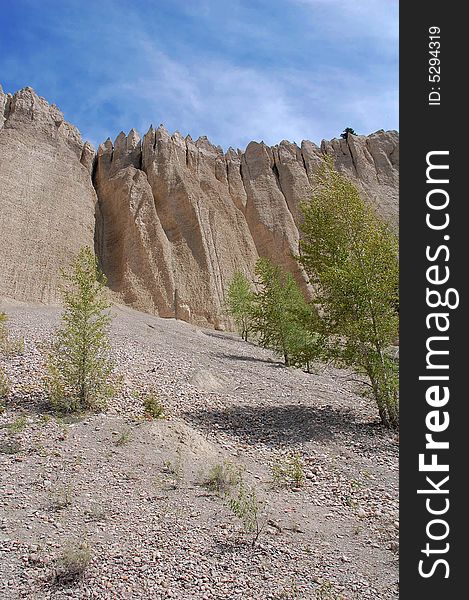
(95, 38, 316, 149)
(1, 0, 398, 150)
(107, 35, 397, 149)
(76, 49, 397, 149)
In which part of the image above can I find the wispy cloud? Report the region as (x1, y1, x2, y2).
(0, 0, 398, 150)
(117, 43, 314, 149)
(292, 0, 398, 43)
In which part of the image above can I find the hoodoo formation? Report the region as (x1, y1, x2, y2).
(0, 86, 399, 326)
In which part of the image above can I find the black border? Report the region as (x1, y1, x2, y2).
(400, 3, 466, 596)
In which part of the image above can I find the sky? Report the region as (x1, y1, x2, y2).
(0, 0, 398, 151)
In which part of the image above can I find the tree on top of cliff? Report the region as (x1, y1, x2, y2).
(341, 127, 357, 140)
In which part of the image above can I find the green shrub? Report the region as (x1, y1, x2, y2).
(114, 429, 132, 446)
(0, 438, 22, 454)
(272, 451, 305, 488)
(315, 580, 344, 600)
(54, 540, 92, 585)
(7, 415, 28, 434)
(0, 312, 24, 357)
(143, 392, 165, 419)
(204, 460, 242, 496)
(50, 484, 73, 511)
(162, 453, 183, 488)
(227, 479, 264, 546)
(0, 368, 10, 399)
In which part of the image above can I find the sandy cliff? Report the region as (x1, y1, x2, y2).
(0, 86, 399, 325)
(0, 86, 97, 303)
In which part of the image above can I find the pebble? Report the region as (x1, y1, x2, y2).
(0, 306, 399, 600)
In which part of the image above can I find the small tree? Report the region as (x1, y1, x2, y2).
(227, 479, 265, 547)
(341, 127, 357, 140)
(46, 247, 114, 413)
(299, 159, 399, 427)
(251, 258, 318, 367)
(225, 271, 255, 341)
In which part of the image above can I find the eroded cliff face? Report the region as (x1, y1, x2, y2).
(94, 125, 398, 326)
(0, 86, 399, 326)
(0, 86, 97, 303)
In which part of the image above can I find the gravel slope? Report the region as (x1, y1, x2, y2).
(0, 302, 399, 600)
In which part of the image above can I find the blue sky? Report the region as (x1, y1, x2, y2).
(0, 0, 398, 151)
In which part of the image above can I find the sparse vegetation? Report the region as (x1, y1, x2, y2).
(39, 414, 53, 425)
(52, 417, 70, 441)
(0, 311, 21, 401)
(0, 368, 10, 399)
(7, 415, 28, 434)
(0, 438, 22, 454)
(0, 301, 399, 597)
(343, 478, 364, 508)
(143, 392, 165, 419)
(162, 449, 184, 488)
(50, 484, 73, 511)
(114, 429, 132, 446)
(46, 247, 114, 414)
(203, 460, 242, 496)
(278, 578, 301, 599)
(53, 540, 92, 585)
(123, 470, 140, 482)
(227, 479, 265, 547)
(84, 504, 107, 523)
(315, 580, 344, 600)
(0, 311, 24, 357)
(272, 451, 305, 488)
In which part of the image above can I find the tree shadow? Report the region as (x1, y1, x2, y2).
(4, 390, 51, 415)
(202, 330, 239, 342)
(183, 403, 391, 450)
(211, 351, 284, 367)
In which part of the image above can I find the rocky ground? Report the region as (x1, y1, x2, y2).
(0, 302, 399, 600)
